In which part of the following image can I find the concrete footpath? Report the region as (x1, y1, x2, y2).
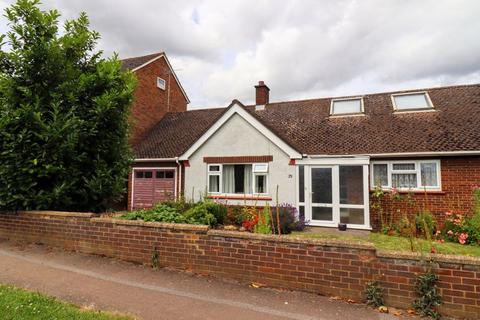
(0, 240, 412, 320)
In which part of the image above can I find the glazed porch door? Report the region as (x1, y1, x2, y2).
(309, 166, 337, 227)
(306, 164, 370, 229)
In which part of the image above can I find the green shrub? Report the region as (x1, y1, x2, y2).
(163, 198, 195, 213)
(364, 281, 384, 308)
(413, 271, 442, 319)
(183, 203, 217, 226)
(202, 201, 227, 225)
(415, 211, 437, 237)
(120, 204, 187, 223)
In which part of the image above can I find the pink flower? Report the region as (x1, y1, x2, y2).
(435, 230, 441, 236)
(390, 187, 398, 195)
(445, 211, 452, 216)
(447, 230, 454, 236)
(458, 233, 468, 245)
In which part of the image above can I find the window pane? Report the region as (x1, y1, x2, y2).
(253, 163, 268, 173)
(144, 171, 153, 179)
(135, 171, 144, 179)
(311, 168, 332, 204)
(372, 164, 388, 187)
(209, 175, 219, 193)
(421, 163, 438, 186)
(223, 165, 235, 193)
(299, 165, 305, 203)
(299, 206, 305, 222)
(392, 173, 417, 188)
(255, 175, 267, 193)
(392, 163, 415, 170)
(156, 171, 165, 179)
(393, 93, 431, 110)
(312, 207, 333, 221)
(165, 171, 174, 179)
(339, 166, 363, 205)
(340, 208, 364, 225)
(209, 165, 220, 172)
(332, 99, 362, 114)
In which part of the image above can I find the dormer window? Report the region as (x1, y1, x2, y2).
(157, 77, 166, 90)
(391, 92, 434, 111)
(330, 98, 364, 116)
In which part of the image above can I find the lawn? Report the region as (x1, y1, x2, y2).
(0, 285, 133, 320)
(291, 232, 480, 257)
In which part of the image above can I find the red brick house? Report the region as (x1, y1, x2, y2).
(129, 77, 480, 230)
(121, 52, 190, 144)
(121, 52, 189, 208)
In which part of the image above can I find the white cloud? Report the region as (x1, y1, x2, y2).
(0, 0, 479, 108)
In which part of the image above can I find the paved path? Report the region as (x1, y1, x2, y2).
(0, 240, 410, 320)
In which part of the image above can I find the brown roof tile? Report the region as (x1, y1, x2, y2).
(134, 84, 480, 158)
(121, 52, 164, 71)
(134, 107, 226, 158)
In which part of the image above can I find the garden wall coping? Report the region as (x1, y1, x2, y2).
(207, 229, 376, 250)
(377, 250, 480, 266)
(16, 210, 96, 218)
(91, 217, 210, 232)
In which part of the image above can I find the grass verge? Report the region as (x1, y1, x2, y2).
(291, 232, 480, 257)
(0, 285, 133, 320)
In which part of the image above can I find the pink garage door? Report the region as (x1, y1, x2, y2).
(132, 169, 176, 209)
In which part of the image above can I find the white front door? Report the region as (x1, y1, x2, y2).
(305, 164, 370, 229)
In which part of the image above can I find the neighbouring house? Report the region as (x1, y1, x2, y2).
(129, 78, 480, 230)
(121, 52, 190, 144)
(120, 52, 189, 206)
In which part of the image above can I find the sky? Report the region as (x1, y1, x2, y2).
(0, 0, 479, 109)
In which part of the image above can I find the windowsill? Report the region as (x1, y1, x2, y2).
(329, 113, 365, 119)
(369, 189, 445, 195)
(393, 109, 437, 114)
(207, 194, 272, 201)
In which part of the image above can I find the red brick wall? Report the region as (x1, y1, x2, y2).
(0, 211, 479, 319)
(371, 156, 480, 229)
(129, 56, 188, 144)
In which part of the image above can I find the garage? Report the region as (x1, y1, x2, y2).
(131, 168, 176, 209)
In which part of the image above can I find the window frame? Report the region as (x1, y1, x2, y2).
(207, 163, 269, 196)
(330, 97, 364, 116)
(207, 164, 222, 194)
(156, 77, 166, 90)
(370, 160, 441, 191)
(391, 91, 434, 112)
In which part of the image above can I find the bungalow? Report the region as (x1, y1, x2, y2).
(129, 72, 480, 230)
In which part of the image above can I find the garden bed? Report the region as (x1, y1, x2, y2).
(120, 186, 480, 258)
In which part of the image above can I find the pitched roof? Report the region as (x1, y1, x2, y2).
(121, 52, 164, 71)
(134, 107, 226, 159)
(134, 83, 480, 159)
(120, 52, 190, 104)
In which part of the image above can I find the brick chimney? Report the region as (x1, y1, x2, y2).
(255, 81, 270, 106)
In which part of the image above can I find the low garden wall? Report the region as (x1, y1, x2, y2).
(0, 211, 479, 319)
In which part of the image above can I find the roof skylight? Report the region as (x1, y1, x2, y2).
(330, 98, 363, 115)
(392, 92, 434, 111)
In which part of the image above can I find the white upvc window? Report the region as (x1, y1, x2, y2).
(157, 77, 166, 90)
(370, 160, 441, 191)
(330, 97, 364, 116)
(253, 163, 268, 194)
(207, 164, 221, 193)
(207, 163, 269, 195)
(391, 92, 434, 111)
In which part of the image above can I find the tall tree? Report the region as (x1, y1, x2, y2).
(0, 0, 136, 212)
